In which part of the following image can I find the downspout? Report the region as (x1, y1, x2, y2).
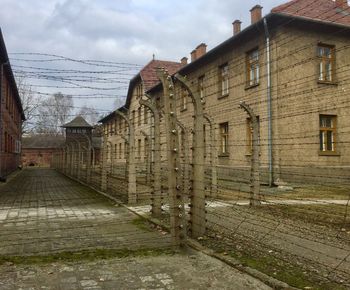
(263, 18, 273, 186)
(0, 62, 3, 180)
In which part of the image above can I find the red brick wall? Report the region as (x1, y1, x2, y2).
(21, 148, 58, 168)
(0, 68, 22, 177)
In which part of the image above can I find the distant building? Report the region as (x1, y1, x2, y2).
(62, 116, 102, 165)
(0, 28, 25, 179)
(22, 135, 65, 167)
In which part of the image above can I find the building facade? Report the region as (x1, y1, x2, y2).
(0, 29, 25, 179)
(101, 0, 350, 187)
(22, 135, 65, 167)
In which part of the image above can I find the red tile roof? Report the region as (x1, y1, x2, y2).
(140, 60, 183, 91)
(272, 0, 350, 26)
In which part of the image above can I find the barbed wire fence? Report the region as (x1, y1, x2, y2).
(14, 6, 350, 286)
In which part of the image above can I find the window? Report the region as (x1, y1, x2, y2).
(138, 139, 141, 158)
(144, 138, 149, 157)
(219, 122, 229, 156)
(124, 141, 127, 159)
(181, 87, 187, 111)
(246, 117, 260, 154)
(320, 115, 336, 153)
(318, 44, 335, 82)
(144, 107, 148, 124)
(114, 144, 117, 159)
(132, 110, 135, 125)
(247, 49, 259, 86)
(138, 107, 141, 126)
(198, 75, 205, 100)
(219, 64, 229, 97)
(119, 143, 122, 159)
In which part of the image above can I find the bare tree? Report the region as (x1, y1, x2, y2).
(36, 92, 73, 134)
(16, 76, 41, 134)
(78, 105, 99, 125)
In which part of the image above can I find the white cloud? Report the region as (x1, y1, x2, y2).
(1, 0, 283, 115)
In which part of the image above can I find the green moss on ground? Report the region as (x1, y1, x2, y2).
(0, 248, 175, 266)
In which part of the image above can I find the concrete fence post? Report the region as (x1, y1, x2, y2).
(101, 134, 108, 192)
(204, 114, 218, 198)
(139, 98, 162, 217)
(116, 110, 137, 204)
(157, 68, 186, 247)
(239, 101, 261, 206)
(174, 73, 206, 238)
(140, 130, 151, 184)
(176, 120, 190, 199)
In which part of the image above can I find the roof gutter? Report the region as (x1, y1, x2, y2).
(263, 17, 273, 187)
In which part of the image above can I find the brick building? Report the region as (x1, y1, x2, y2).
(22, 135, 65, 167)
(0, 29, 25, 179)
(99, 59, 183, 166)
(101, 0, 350, 186)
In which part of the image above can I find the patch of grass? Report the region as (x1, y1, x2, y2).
(0, 248, 175, 266)
(227, 250, 347, 290)
(131, 217, 153, 232)
(255, 203, 349, 230)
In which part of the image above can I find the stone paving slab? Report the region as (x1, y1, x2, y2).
(0, 250, 271, 290)
(0, 169, 171, 256)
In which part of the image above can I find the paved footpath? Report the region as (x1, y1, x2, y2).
(0, 168, 171, 255)
(0, 168, 270, 289)
(0, 250, 271, 290)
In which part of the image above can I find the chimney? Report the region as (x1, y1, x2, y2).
(232, 20, 242, 35)
(181, 57, 188, 66)
(250, 5, 263, 24)
(191, 49, 197, 62)
(196, 43, 207, 59)
(335, 0, 348, 8)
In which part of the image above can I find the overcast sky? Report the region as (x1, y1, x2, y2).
(0, 0, 283, 118)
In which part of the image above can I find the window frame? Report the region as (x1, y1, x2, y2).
(180, 87, 187, 111)
(219, 122, 229, 157)
(317, 43, 335, 84)
(319, 114, 338, 155)
(198, 75, 205, 100)
(246, 48, 260, 88)
(219, 63, 229, 98)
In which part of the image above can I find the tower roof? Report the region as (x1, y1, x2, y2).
(62, 116, 92, 128)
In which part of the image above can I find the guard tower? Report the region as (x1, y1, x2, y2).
(62, 116, 93, 145)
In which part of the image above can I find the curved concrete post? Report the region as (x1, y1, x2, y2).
(204, 114, 218, 198)
(174, 73, 206, 238)
(68, 143, 75, 176)
(139, 98, 162, 217)
(116, 109, 137, 204)
(157, 68, 187, 247)
(239, 101, 261, 206)
(101, 134, 108, 191)
(81, 134, 92, 183)
(176, 119, 190, 199)
(140, 130, 151, 184)
(70, 138, 81, 180)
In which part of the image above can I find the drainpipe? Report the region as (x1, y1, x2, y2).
(263, 18, 273, 186)
(0, 62, 3, 180)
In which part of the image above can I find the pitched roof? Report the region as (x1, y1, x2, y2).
(272, 0, 350, 26)
(140, 60, 183, 91)
(123, 59, 182, 110)
(62, 116, 92, 128)
(22, 135, 65, 149)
